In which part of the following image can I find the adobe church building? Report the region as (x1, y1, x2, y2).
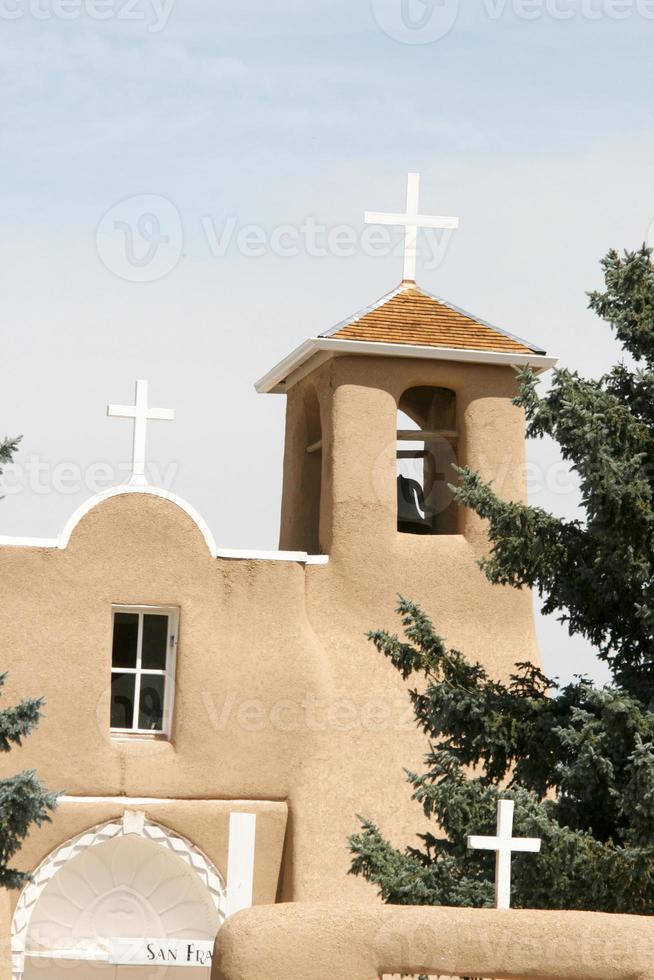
(0, 177, 557, 979)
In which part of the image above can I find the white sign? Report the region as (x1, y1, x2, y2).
(109, 938, 214, 968)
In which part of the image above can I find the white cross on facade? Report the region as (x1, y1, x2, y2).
(467, 799, 541, 910)
(107, 379, 175, 486)
(364, 172, 459, 282)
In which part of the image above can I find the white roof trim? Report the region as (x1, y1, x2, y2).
(0, 485, 330, 566)
(0, 535, 59, 548)
(255, 338, 318, 395)
(0, 485, 219, 557)
(217, 548, 329, 565)
(255, 336, 558, 394)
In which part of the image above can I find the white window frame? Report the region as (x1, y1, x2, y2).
(110, 604, 179, 739)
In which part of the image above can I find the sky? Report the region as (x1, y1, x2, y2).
(2, 0, 653, 684)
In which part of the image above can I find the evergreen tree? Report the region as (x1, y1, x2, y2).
(0, 436, 20, 486)
(350, 246, 654, 913)
(0, 435, 58, 888)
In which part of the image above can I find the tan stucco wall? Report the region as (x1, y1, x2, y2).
(281, 355, 530, 556)
(0, 352, 542, 939)
(212, 903, 654, 980)
(8, 798, 287, 911)
(277, 357, 538, 905)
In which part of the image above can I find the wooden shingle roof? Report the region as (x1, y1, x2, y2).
(321, 281, 545, 355)
(255, 281, 555, 393)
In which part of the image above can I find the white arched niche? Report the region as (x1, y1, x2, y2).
(12, 812, 226, 980)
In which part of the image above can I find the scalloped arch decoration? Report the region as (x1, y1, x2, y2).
(11, 812, 226, 979)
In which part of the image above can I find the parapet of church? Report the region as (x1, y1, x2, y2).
(212, 903, 654, 980)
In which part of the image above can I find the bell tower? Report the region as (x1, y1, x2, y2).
(255, 171, 557, 722)
(257, 173, 554, 562)
(256, 279, 555, 560)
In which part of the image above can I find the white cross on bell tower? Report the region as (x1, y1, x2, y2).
(365, 172, 459, 282)
(107, 379, 175, 486)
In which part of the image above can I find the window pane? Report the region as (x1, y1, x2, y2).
(112, 612, 139, 668)
(111, 673, 136, 729)
(142, 614, 169, 670)
(138, 674, 166, 731)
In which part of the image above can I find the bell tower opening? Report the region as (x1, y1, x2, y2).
(278, 377, 327, 555)
(290, 383, 323, 554)
(300, 384, 323, 554)
(396, 386, 459, 536)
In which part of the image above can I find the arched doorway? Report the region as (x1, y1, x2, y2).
(12, 814, 225, 980)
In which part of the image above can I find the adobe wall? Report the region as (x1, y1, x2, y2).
(281, 353, 531, 551)
(0, 354, 542, 921)
(212, 903, 654, 980)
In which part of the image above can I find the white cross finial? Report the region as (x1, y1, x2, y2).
(467, 799, 541, 910)
(107, 379, 175, 486)
(364, 172, 459, 282)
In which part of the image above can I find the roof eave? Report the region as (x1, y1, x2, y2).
(255, 337, 558, 394)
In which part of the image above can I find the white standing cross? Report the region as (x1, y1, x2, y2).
(364, 171, 459, 282)
(107, 379, 175, 486)
(467, 799, 541, 910)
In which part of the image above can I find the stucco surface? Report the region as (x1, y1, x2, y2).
(0, 353, 541, 920)
(212, 903, 654, 980)
(276, 356, 540, 898)
(7, 799, 287, 913)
